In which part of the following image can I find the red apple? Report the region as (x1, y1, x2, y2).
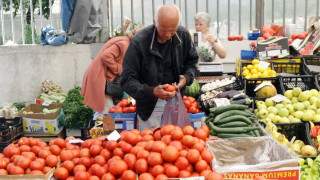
(228, 36, 235, 41)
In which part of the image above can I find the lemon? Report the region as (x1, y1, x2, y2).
(262, 71, 269, 78)
(258, 67, 264, 73)
(242, 69, 249, 77)
(257, 72, 262, 78)
(251, 68, 258, 74)
(245, 74, 252, 79)
(253, 64, 259, 69)
(247, 65, 253, 70)
(252, 59, 260, 65)
(252, 74, 258, 78)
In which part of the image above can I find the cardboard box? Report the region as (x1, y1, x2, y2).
(257, 37, 289, 60)
(18, 104, 64, 135)
(66, 128, 81, 137)
(207, 136, 300, 180)
(189, 112, 206, 130)
(0, 166, 54, 180)
(104, 112, 136, 130)
(290, 30, 320, 55)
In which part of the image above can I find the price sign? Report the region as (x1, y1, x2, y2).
(107, 130, 121, 141)
(258, 61, 270, 70)
(270, 94, 288, 103)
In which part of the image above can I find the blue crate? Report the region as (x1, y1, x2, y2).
(248, 33, 261, 40)
(241, 50, 256, 60)
(188, 112, 206, 130)
(104, 112, 136, 130)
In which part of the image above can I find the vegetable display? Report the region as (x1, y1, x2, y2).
(62, 86, 94, 129)
(205, 104, 261, 138)
(39, 79, 67, 103)
(184, 79, 200, 98)
(299, 155, 320, 179)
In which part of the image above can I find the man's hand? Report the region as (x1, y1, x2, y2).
(175, 75, 187, 90)
(153, 84, 176, 100)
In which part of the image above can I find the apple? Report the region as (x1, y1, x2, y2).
(308, 105, 317, 112)
(251, 41, 256, 47)
(268, 107, 278, 115)
(309, 96, 318, 105)
(281, 99, 292, 105)
(299, 92, 311, 102)
(291, 33, 299, 40)
(288, 115, 295, 121)
(278, 108, 289, 117)
(316, 99, 320, 108)
(258, 104, 267, 111)
(284, 90, 293, 99)
(303, 101, 311, 109)
(293, 111, 304, 119)
(236, 35, 243, 41)
(273, 115, 282, 123)
(316, 109, 320, 114)
(293, 102, 305, 111)
(258, 109, 269, 119)
(265, 118, 272, 123)
(291, 97, 299, 104)
(279, 117, 290, 123)
(275, 104, 285, 110)
(228, 36, 235, 41)
(293, 87, 302, 97)
(285, 104, 294, 114)
(265, 98, 275, 107)
(302, 110, 314, 121)
(267, 113, 276, 120)
(290, 118, 302, 123)
(314, 114, 320, 121)
(310, 89, 319, 97)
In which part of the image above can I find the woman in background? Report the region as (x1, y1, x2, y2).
(81, 28, 140, 117)
(194, 12, 226, 59)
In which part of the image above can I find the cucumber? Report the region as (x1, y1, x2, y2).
(213, 110, 253, 123)
(216, 115, 252, 125)
(247, 130, 256, 137)
(217, 133, 252, 138)
(217, 121, 250, 128)
(210, 124, 259, 133)
(210, 104, 248, 115)
(253, 129, 261, 137)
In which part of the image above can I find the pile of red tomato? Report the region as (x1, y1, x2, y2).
(227, 35, 244, 41)
(183, 96, 201, 114)
(108, 99, 136, 114)
(0, 124, 224, 180)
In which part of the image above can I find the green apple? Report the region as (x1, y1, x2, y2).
(316, 99, 320, 108)
(285, 104, 294, 114)
(293, 87, 302, 97)
(267, 113, 276, 120)
(254, 109, 259, 116)
(284, 90, 293, 99)
(265, 98, 275, 107)
(258, 104, 267, 111)
(268, 107, 278, 115)
(281, 99, 292, 105)
(279, 117, 290, 123)
(314, 114, 320, 121)
(316, 109, 320, 114)
(278, 108, 289, 117)
(258, 109, 268, 119)
(311, 89, 320, 97)
(275, 104, 285, 110)
(288, 115, 295, 121)
(293, 111, 304, 119)
(309, 96, 318, 105)
(302, 110, 314, 121)
(265, 118, 272, 123)
(256, 101, 265, 106)
(291, 97, 299, 104)
(273, 115, 282, 123)
(293, 102, 305, 111)
(298, 91, 311, 102)
(303, 101, 311, 109)
(308, 105, 317, 112)
(290, 118, 302, 123)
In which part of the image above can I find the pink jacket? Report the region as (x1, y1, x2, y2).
(81, 36, 130, 113)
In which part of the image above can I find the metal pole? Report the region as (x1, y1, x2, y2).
(152, 0, 155, 17)
(317, 0, 319, 18)
(49, 0, 52, 27)
(272, 0, 274, 23)
(196, 0, 198, 13)
(40, 0, 43, 28)
(250, 0, 252, 28)
(10, 0, 15, 44)
(217, 0, 219, 36)
(0, 0, 4, 44)
(20, 0, 25, 44)
(163, 0, 165, 5)
(206, 0, 208, 13)
(120, 0, 123, 31)
(283, 0, 285, 32)
(239, 0, 241, 35)
(228, 0, 230, 36)
(30, 0, 35, 44)
(293, 0, 296, 23)
(111, 0, 113, 32)
(185, 0, 188, 29)
(256, 0, 263, 29)
(141, 0, 144, 25)
(305, 0, 308, 31)
(131, 0, 134, 27)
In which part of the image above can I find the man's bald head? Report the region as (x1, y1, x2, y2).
(154, 5, 181, 27)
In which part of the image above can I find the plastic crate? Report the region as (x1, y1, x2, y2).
(302, 56, 320, 74)
(0, 117, 23, 151)
(270, 61, 304, 75)
(241, 50, 256, 60)
(80, 119, 95, 140)
(244, 77, 283, 98)
(280, 75, 320, 93)
(248, 32, 261, 40)
(274, 122, 319, 159)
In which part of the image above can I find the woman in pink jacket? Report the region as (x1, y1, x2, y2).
(81, 29, 140, 114)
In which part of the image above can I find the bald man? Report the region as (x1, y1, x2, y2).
(120, 5, 198, 131)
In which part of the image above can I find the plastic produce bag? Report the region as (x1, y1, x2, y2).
(161, 89, 192, 127)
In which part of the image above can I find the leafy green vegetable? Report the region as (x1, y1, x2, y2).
(63, 86, 94, 129)
(12, 102, 26, 111)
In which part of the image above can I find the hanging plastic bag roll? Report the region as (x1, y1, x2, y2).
(161, 89, 192, 127)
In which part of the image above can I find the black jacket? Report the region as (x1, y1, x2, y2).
(120, 24, 198, 120)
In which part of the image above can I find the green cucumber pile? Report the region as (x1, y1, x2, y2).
(205, 104, 261, 138)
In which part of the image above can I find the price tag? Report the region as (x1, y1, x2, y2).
(107, 130, 121, 141)
(258, 61, 270, 70)
(270, 94, 287, 103)
(42, 100, 53, 106)
(69, 139, 84, 144)
(254, 81, 272, 92)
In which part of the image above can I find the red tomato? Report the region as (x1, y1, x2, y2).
(228, 36, 235, 41)
(188, 106, 197, 114)
(236, 35, 243, 41)
(298, 33, 305, 39)
(108, 108, 115, 113)
(164, 84, 175, 92)
(184, 100, 192, 109)
(257, 37, 265, 41)
(263, 33, 271, 40)
(122, 107, 131, 113)
(114, 106, 122, 113)
(250, 41, 256, 47)
(291, 33, 299, 40)
(288, 39, 293, 45)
